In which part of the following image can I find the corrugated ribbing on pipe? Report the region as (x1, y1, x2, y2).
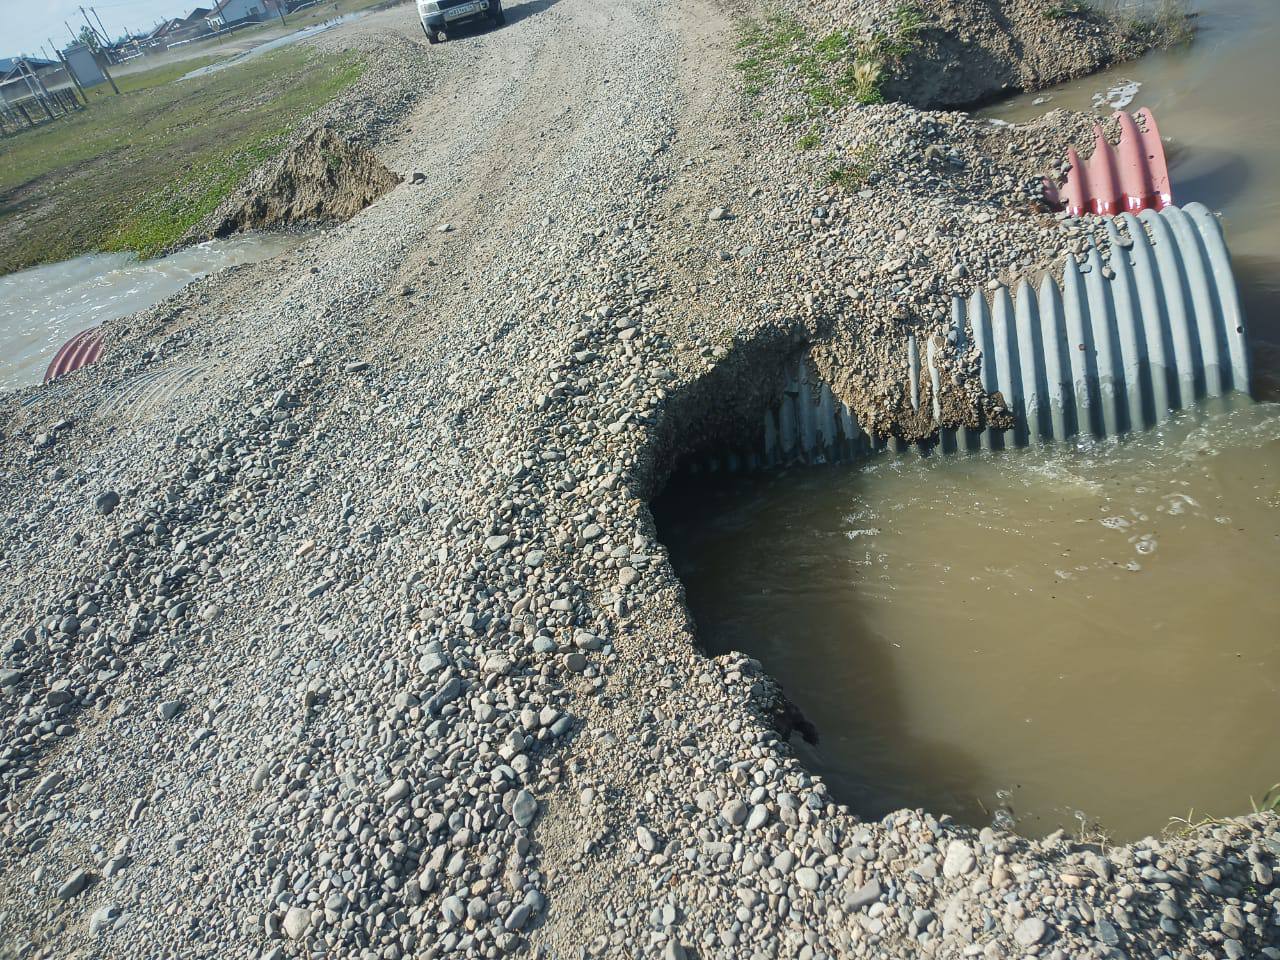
(688, 357, 871, 476)
(43, 327, 106, 383)
(949, 202, 1249, 450)
(760, 357, 870, 467)
(1047, 108, 1173, 218)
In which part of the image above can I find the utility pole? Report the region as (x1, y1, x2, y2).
(51, 38, 88, 104)
(80, 7, 109, 46)
(90, 7, 111, 44)
(275, 0, 288, 27)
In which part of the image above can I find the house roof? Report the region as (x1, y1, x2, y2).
(209, 0, 260, 15)
(0, 56, 57, 76)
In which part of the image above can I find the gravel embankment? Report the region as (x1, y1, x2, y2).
(2, 0, 1277, 958)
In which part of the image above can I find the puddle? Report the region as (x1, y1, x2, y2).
(652, 404, 1280, 841)
(0, 234, 298, 392)
(180, 12, 371, 79)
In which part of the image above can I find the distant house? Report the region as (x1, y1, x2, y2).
(0, 57, 61, 107)
(207, 0, 267, 27)
(167, 8, 216, 42)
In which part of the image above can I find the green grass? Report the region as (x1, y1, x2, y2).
(796, 131, 821, 151)
(1122, 0, 1195, 47)
(826, 144, 881, 191)
(0, 46, 365, 274)
(1042, 0, 1088, 20)
(733, 6, 927, 115)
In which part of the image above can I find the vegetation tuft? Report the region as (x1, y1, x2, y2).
(826, 144, 881, 191)
(1124, 0, 1195, 48)
(734, 5, 929, 119)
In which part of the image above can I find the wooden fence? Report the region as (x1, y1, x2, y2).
(0, 87, 84, 137)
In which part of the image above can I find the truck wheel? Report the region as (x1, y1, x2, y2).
(493, 9, 506, 25)
(428, 28, 443, 43)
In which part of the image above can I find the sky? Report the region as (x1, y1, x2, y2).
(1, 0, 193, 58)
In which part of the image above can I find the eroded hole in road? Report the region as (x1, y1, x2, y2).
(651, 365, 1280, 841)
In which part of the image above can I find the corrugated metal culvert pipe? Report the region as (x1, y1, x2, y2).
(686, 202, 1251, 475)
(944, 202, 1250, 450)
(43, 326, 106, 384)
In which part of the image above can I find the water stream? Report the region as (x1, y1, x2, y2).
(655, 0, 1280, 841)
(0, 234, 298, 392)
(179, 11, 373, 80)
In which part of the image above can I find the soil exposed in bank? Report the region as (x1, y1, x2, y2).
(1, 2, 1276, 960)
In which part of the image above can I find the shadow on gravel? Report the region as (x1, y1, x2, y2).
(443, 0, 562, 37)
(501, 0, 563, 28)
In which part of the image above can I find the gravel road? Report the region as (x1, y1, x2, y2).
(2, 0, 1278, 958)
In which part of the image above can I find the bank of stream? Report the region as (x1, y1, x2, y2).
(654, 0, 1280, 842)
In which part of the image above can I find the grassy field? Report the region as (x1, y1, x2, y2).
(0, 46, 365, 275)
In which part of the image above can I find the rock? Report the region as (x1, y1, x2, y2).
(94, 491, 120, 515)
(1015, 917, 1047, 947)
(32, 771, 65, 798)
(636, 825, 657, 852)
(88, 903, 120, 935)
(795, 867, 820, 891)
(56, 869, 90, 901)
(707, 206, 728, 221)
(663, 941, 688, 960)
(573, 630, 602, 651)
(418, 644, 447, 675)
(343, 360, 369, 373)
(484, 534, 510, 552)
(845, 878, 882, 911)
(1094, 916, 1119, 945)
(745, 804, 769, 831)
(943, 840, 976, 878)
(441, 895, 465, 926)
(505, 903, 531, 931)
(283, 906, 311, 940)
(157, 701, 184, 720)
(383, 779, 410, 803)
(720, 799, 747, 826)
(512, 789, 538, 828)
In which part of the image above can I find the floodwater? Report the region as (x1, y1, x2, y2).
(180, 11, 372, 80)
(0, 234, 297, 392)
(654, 0, 1280, 842)
(653, 405, 1280, 841)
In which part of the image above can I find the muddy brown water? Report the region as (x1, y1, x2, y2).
(653, 405, 1280, 841)
(654, 0, 1280, 842)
